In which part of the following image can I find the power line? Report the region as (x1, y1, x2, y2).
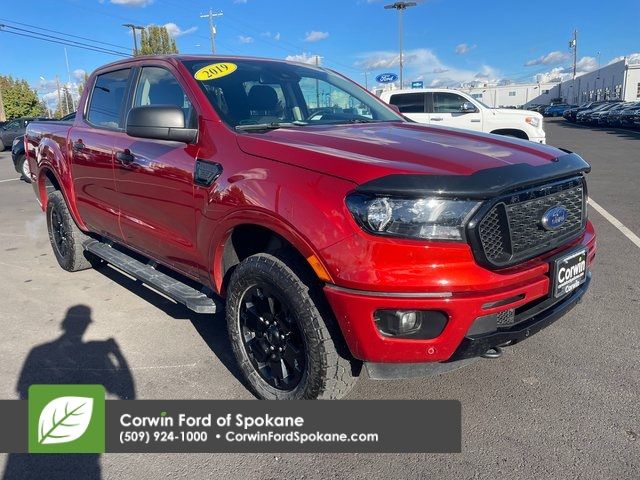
(0, 26, 129, 57)
(0, 17, 130, 51)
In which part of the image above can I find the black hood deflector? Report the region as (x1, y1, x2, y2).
(355, 152, 591, 199)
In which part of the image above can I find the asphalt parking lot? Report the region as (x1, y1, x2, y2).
(0, 118, 638, 479)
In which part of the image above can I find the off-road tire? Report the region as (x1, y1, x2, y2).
(226, 252, 359, 400)
(46, 191, 96, 272)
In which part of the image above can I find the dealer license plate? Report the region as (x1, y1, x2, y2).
(551, 248, 587, 298)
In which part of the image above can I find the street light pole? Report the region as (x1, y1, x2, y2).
(384, 2, 417, 89)
(123, 24, 145, 56)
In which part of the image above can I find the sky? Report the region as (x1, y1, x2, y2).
(0, 0, 639, 112)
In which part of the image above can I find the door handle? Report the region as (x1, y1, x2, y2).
(116, 150, 135, 165)
(72, 141, 84, 152)
(431, 117, 444, 121)
(470, 119, 481, 123)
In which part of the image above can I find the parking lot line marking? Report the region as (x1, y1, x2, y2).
(589, 198, 640, 249)
(0, 178, 20, 183)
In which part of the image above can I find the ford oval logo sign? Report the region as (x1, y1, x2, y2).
(375, 73, 398, 84)
(541, 206, 568, 230)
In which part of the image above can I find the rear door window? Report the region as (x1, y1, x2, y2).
(432, 92, 468, 113)
(388, 93, 426, 113)
(86, 69, 131, 129)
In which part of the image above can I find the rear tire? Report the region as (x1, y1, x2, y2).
(226, 252, 359, 400)
(18, 155, 31, 183)
(46, 191, 96, 272)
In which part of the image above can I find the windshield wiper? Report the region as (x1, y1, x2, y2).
(235, 121, 307, 132)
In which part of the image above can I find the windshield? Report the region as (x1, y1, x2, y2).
(183, 59, 403, 128)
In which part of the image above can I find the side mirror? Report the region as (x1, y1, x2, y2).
(460, 102, 477, 113)
(126, 106, 197, 144)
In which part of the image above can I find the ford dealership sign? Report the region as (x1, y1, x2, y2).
(375, 73, 398, 83)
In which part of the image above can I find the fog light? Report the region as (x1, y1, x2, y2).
(374, 309, 448, 339)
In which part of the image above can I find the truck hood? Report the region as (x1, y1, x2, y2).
(235, 122, 583, 195)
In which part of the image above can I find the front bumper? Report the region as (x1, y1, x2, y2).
(323, 226, 596, 364)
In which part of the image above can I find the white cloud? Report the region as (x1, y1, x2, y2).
(261, 31, 281, 41)
(285, 53, 321, 65)
(238, 35, 254, 44)
(163, 22, 197, 37)
(109, 0, 154, 6)
(72, 69, 86, 81)
(525, 50, 570, 66)
(355, 48, 502, 87)
(607, 52, 640, 65)
(304, 31, 329, 42)
(535, 56, 598, 83)
(455, 43, 476, 55)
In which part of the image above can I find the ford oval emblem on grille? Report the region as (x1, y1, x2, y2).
(541, 205, 568, 230)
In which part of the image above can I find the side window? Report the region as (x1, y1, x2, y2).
(389, 93, 426, 113)
(432, 93, 468, 113)
(133, 67, 195, 128)
(299, 78, 374, 118)
(5, 120, 20, 130)
(87, 69, 131, 129)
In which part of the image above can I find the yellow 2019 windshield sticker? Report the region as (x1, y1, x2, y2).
(194, 62, 237, 81)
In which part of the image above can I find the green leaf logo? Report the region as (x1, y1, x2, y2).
(37, 396, 94, 445)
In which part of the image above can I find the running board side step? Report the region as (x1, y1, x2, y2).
(84, 240, 216, 314)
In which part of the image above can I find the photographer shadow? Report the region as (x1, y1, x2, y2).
(2, 305, 135, 480)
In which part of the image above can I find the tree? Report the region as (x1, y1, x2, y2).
(77, 71, 90, 98)
(54, 86, 75, 118)
(137, 25, 179, 56)
(0, 76, 45, 119)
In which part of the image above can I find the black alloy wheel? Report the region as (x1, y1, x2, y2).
(239, 284, 306, 390)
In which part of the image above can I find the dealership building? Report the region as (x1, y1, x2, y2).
(459, 56, 640, 108)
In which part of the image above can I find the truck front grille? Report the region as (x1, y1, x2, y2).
(476, 177, 586, 267)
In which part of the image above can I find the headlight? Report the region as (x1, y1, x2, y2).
(346, 194, 480, 241)
(525, 116, 541, 127)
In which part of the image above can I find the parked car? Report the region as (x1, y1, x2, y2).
(0, 116, 48, 151)
(576, 102, 620, 124)
(618, 104, 640, 129)
(12, 113, 76, 183)
(599, 103, 633, 127)
(544, 104, 574, 117)
(26, 55, 595, 400)
(605, 102, 638, 127)
(630, 109, 640, 130)
(564, 101, 607, 123)
(589, 103, 626, 126)
(380, 88, 545, 143)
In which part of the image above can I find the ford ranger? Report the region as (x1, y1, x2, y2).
(25, 55, 596, 400)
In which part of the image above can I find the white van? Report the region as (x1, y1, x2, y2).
(380, 88, 546, 143)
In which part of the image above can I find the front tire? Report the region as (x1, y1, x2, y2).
(226, 252, 359, 400)
(46, 191, 95, 272)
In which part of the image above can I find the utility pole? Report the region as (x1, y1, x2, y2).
(64, 48, 76, 111)
(569, 29, 577, 80)
(55, 76, 62, 117)
(200, 8, 223, 54)
(123, 24, 145, 56)
(384, 2, 417, 89)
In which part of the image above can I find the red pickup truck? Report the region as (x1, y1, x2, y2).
(26, 55, 596, 400)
